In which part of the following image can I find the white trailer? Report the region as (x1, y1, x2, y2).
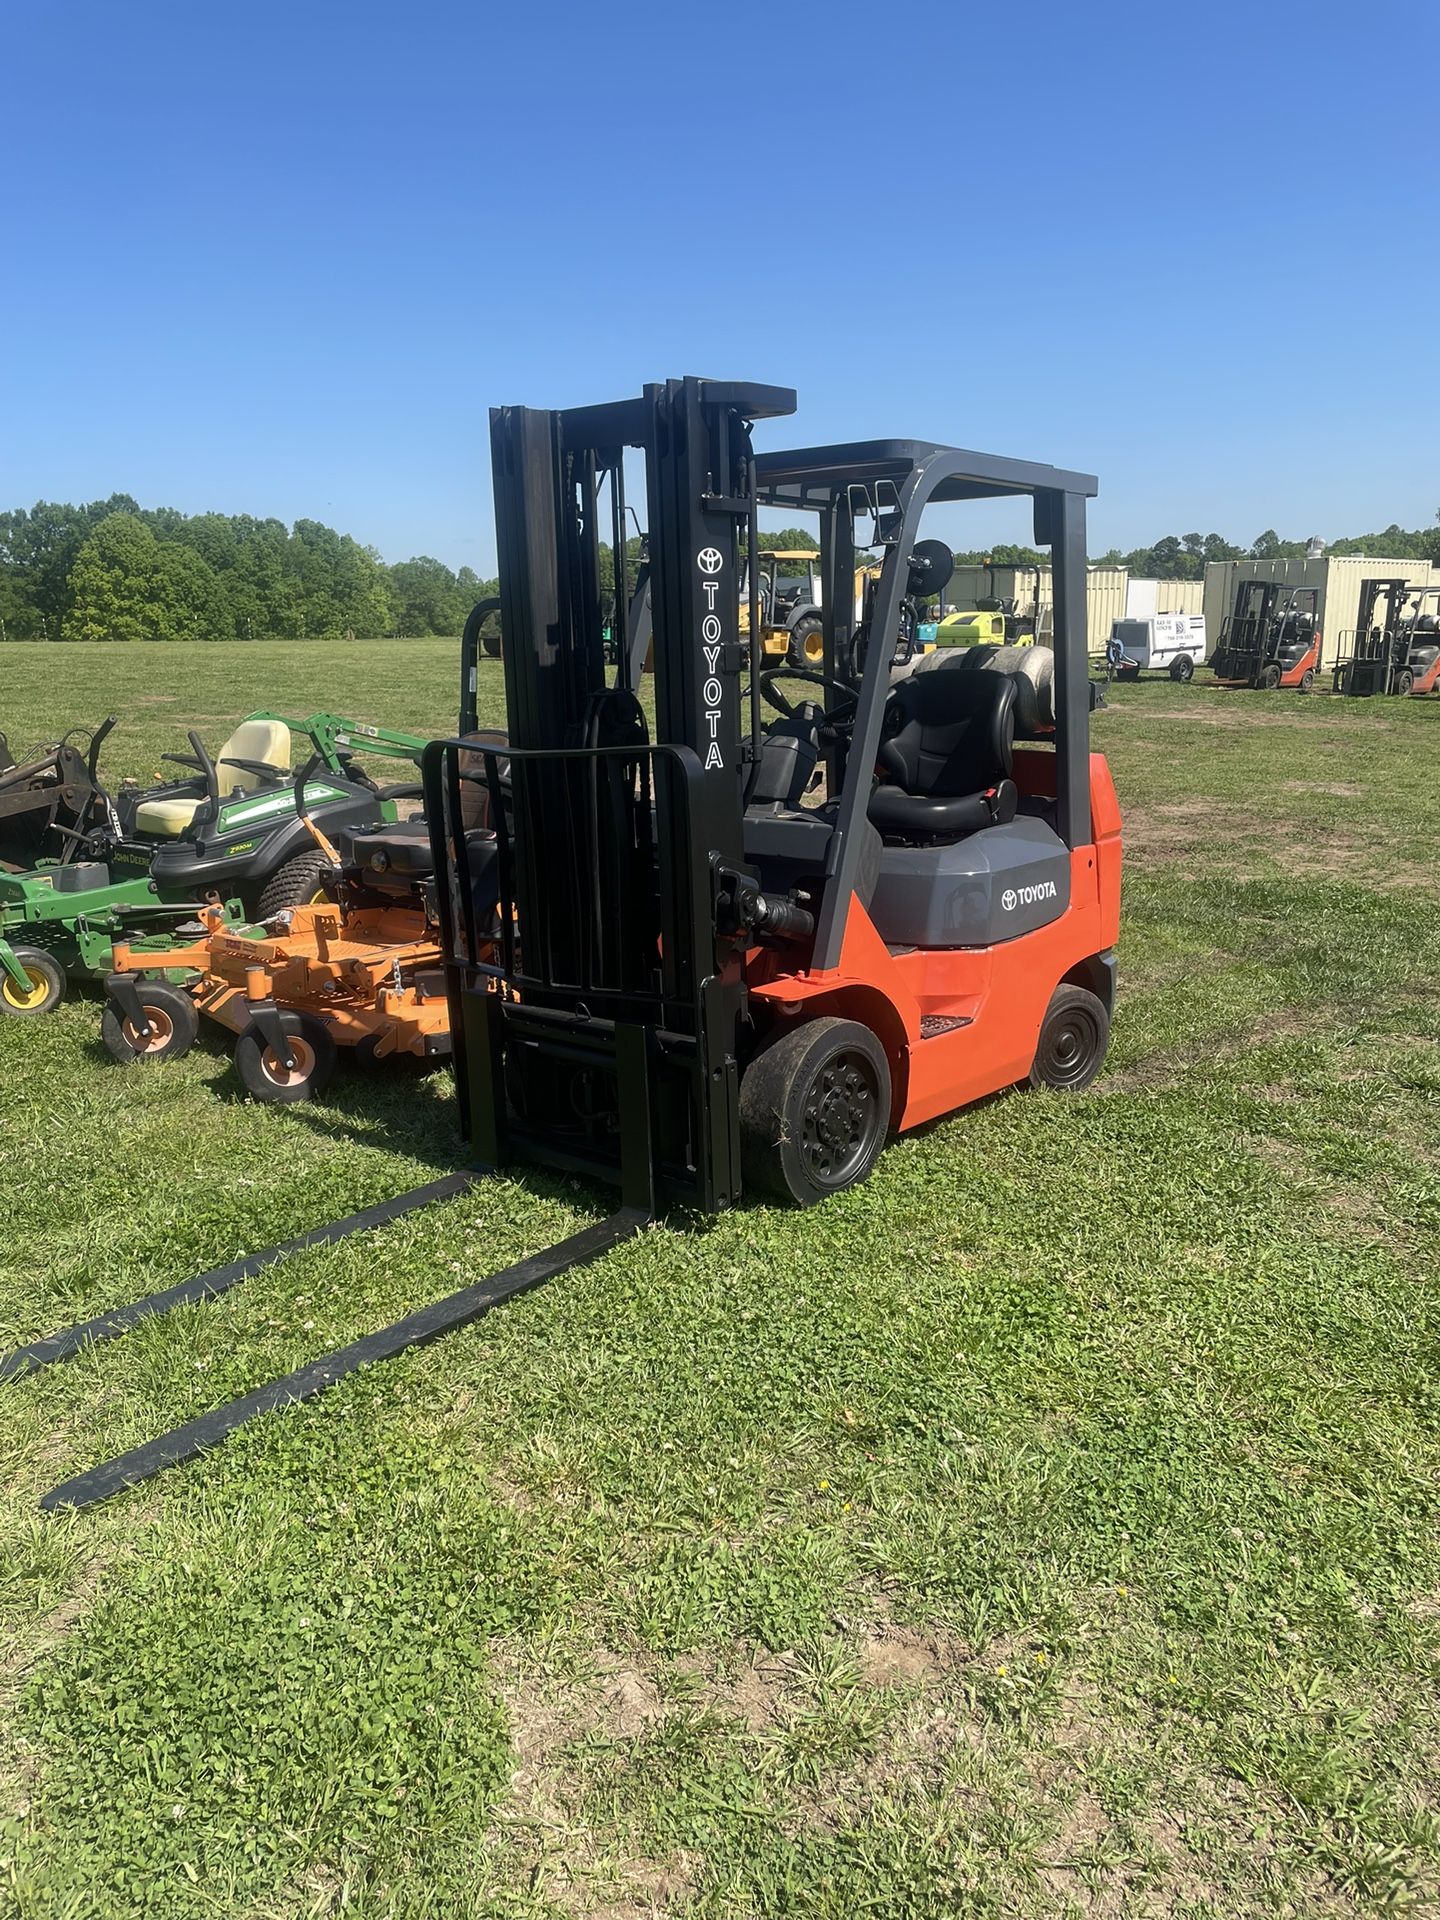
(1108, 611, 1208, 682)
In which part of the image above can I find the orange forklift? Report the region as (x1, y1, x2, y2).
(1211, 580, 1322, 690)
(20, 377, 1122, 1510)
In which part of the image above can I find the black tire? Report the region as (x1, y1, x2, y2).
(1396, 667, 1414, 696)
(739, 1016, 891, 1207)
(100, 980, 200, 1062)
(1028, 984, 1111, 1092)
(234, 1011, 336, 1103)
(255, 851, 336, 919)
(0, 947, 66, 1017)
(1169, 656, 1195, 683)
(1259, 664, 1282, 690)
(482, 626, 501, 658)
(1299, 668, 1315, 693)
(787, 615, 825, 670)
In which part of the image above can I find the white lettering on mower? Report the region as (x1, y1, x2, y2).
(1000, 880, 1058, 912)
(698, 550, 726, 770)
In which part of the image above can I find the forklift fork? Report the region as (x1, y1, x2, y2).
(19, 1025, 657, 1512)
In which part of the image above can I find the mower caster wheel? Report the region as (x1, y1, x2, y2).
(740, 1015, 891, 1208)
(255, 852, 337, 919)
(1028, 985, 1111, 1093)
(100, 981, 199, 1062)
(235, 1012, 336, 1103)
(0, 947, 66, 1017)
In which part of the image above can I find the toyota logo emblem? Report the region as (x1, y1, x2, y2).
(697, 547, 724, 575)
(1001, 889, 1017, 912)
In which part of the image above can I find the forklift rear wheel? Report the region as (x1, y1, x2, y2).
(235, 1012, 336, 1103)
(1169, 656, 1195, 683)
(1299, 669, 1315, 693)
(788, 616, 825, 669)
(256, 852, 337, 919)
(100, 982, 199, 1062)
(1397, 667, 1415, 696)
(1028, 985, 1111, 1093)
(1260, 665, 1282, 690)
(739, 1016, 891, 1207)
(0, 948, 66, 1017)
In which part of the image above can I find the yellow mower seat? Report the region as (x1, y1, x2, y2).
(133, 794, 206, 835)
(134, 718, 292, 836)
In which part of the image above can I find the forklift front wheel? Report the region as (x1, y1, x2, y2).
(100, 982, 199, 1062)
(235, 1012, 336, 1104)
(1396, 667, 1414, 696)
(0, 948, 66, 1018)
(1260, 665, 1282, 691)
(740, 1016, 891, 1208)
(1028, 985, 1111, 1093)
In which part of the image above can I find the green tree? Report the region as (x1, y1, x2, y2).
(389, 556, 466, 636)
(69, 514, 168, 641)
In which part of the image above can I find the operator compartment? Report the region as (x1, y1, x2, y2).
(866, 645, 1069, 947)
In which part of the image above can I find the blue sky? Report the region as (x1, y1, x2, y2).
(3, 0, 1436, 573)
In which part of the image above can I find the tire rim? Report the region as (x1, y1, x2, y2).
(261, 1034, 315, 1088)
(124, 1007, 174, 1054)
(800, 1050, 879, 1186)
(3, 969, 50, 1011)
(1040, 1009, 1099, 1088)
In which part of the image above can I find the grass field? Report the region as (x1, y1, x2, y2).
(3, 641, 1440, 1919)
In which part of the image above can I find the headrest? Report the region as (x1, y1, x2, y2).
(912, 643, 1055, 734)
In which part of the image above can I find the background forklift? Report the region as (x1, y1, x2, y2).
(16, 379, 1122, 1512)
(1210, 579, 1322, 690)
(1333, 578, 1440, 696)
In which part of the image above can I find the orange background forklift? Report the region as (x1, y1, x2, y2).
(1211, 579, 1322, 690)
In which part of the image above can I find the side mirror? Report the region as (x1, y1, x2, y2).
(907, 538, 954, 600)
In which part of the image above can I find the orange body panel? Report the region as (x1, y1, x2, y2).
(1412, 654, 1440, 695)
(746, 752, 1122, 1132)
(1279, 640, 1321, 688)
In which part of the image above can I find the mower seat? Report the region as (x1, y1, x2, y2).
(133, 718, 292, 836)
(133, 794, 208, 835)
(868, 670, 1017, 842)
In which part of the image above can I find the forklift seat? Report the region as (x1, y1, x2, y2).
(868, 670, 1018, 841)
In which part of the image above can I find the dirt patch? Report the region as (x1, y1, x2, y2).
(857, 1623, 966, 1689)
(1281, 779, 1365, 798)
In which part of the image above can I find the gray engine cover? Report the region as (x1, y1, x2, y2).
(870, 817, 1071, 948)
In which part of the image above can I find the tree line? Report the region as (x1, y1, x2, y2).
(0, 497, 499, 642)
(4, 497, 1438, 643)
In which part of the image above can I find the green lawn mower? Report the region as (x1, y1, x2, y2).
(0, 599, 501, 1016)
(0, 711, 431, 1016)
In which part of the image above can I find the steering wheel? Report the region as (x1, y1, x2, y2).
(757, 667, 857, 726)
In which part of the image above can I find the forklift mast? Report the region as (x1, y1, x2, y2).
(429, 378, 797, 1212)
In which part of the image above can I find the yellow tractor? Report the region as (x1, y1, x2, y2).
(739, 548, 825, 665)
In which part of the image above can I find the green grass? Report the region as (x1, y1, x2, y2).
(3, 643, 1440, 1917)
